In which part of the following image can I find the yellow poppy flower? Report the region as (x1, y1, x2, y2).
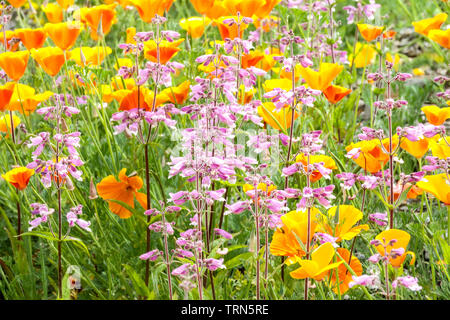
(348, 42, 377, 68)
(258, 102, 299, 131)
(7, 83, 53, 115)
(270, 208, 321, 264)
(430, 138, 450, 159)
(0, 113, 20, 137)
(412, 13, 447, 36)
(263, 79, 292, 92)
(319, 205, 369, 242)
(290, 242, 344, 281)
(297, 63, 343, 91)
(416, 173, 450, 205)
(179, 17, 212, 39)
(428, 29, 450, 49)
(69, 46, 112, 67)
(386, 52, 401, 71)
(374, 229, 415, 268)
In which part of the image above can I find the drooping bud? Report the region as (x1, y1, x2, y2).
(89, 178, 98, 199)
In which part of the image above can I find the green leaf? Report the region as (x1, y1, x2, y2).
(225, 252, 253, 269)
(123, 264, 152, 299)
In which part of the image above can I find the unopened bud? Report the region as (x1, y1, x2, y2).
(65, 177, 75, 191)
(89, 178, 98, 199)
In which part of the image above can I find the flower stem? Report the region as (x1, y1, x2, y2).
(16, 190, 21, 241)
(144, 144, 152, 287)
(161, 212, 173, 300)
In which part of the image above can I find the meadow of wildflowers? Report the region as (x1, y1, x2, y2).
(0, 0, 449, 301)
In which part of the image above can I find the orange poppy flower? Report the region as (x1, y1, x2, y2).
(241, 50, 265, 69)
(383, 30, 396, 39)
(270, 208, 321, 264)
(258, 102, 299, 132)
(216, 16, 249, 40)
(14, 28, 47, 50)
(374, 229, 415, 268)
(112, 87, 150, 111)
(428, 29, 450, 49)
(7, 84, 53, 115)
(0, 50, 29, 81)
(400, 135, 439, 159)
(238, 86, 255, 104)
(357, 24, 384, 42)
(189, 0, 215, 15)
(257, 49, 279, 72)
(417, 173, 450, 205)
(111, 86, 169, 111)
(44, 22, 82, 51)
(6, 0, 27, 8)
(412, 13, 447, 36)
(318, 205, 369, 242)
(160, 80, 191, 105)
(223, 0, 281, 18)
(330, 248, 363, 294)
(297, 63, 343, 91)
(144, 39, 184, 64)
(96, 168, 147, 219)
(421, 105, 450, 126)
(0, 113, 20, 137)
(104, 0, 131, 6)
(179, 17, 212, 39)
(323, 85, 351, 104)
(295, 153, 337, 183)
(223, 0, 263, 17)
(290, 242, 344, 281)
(2, 167, 34, 190)
(390, 182, 423, 203)
(0, 82, 16, 111)
(56, 0, 73, 9)
(69, 46, 112, 67)
(129, 0, 175, 23)
(255, 0, 282, 18)
(31, 47, 66, 77)
(79, 4, 118, 40)
(3, 30, 20, 52)
(345, 139, 391, 173)
(203, 1, 228, 19)
(42, 3, 64, 23)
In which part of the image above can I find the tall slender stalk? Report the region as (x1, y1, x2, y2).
(161, 211, 173, 300)
(304, 154, 311, 300)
